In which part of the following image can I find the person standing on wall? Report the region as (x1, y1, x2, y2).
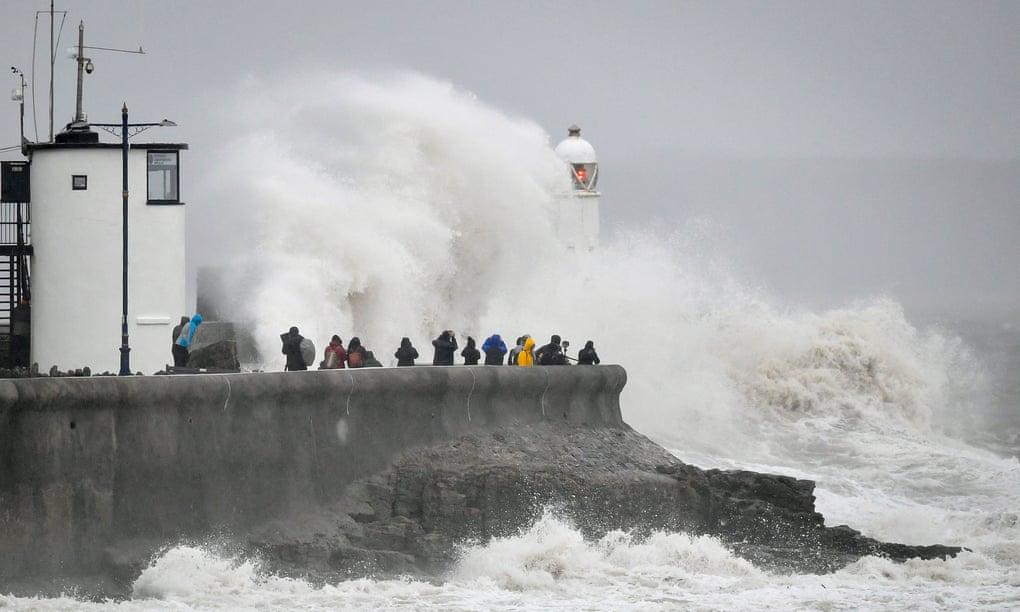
(395, 337, 419, 366)
(577, 340, 601, 365)
(175, 314, 203, 366)
(482, 333, 508, 365)
(171, 315, 190, 367)
(536, 334, 569, 365)
(322, 335, 347, 369)
(281, 326, 307, 371)
(517, 336, 536, 367)
(508, 336, 525, 365)
(347, 337, 366, 368)
(461, 336, 481, 365)
(432, 330, 458, 366)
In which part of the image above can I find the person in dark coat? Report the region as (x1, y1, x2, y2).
(347, 337, 366, 368)
(280, 326, 307, 371)
(394, 337, 419, 366)
(508, 336, 525, 365)
(482, 334, 508, 365)
(432, 330, 458, 365)
(536, 334, 568, 366)
(461, 336, 481, 365)
(363, 350, 383, 367)
(577, 340, 600, 365)
(171, 316, 190, 367)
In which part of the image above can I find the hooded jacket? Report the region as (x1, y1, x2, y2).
(432, 332, 458, 366)
(508, 336, 525, 366)
(482, 334, 508, 365)
(280, 327, 306, 371)
(578, 341, 600, 365)
(536, 335, 566, 366)
(176, 314, 203, 349)
(461, 337, 481, 365)
(517, 336, 536, 367)
(394, 338, 419, 366)
(347, 337, 365, 368)
(324, 339, 347, 369)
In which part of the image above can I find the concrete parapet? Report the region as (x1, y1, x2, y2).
(0, 365, 626, 581)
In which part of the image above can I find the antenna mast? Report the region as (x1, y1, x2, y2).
(64, 22, 143, 133)
(74, 21, 86, 124)
(48, 0, 54, 141)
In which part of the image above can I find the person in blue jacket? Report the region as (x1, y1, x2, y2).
(482, 334, 508, 365)
(171, 316, 190, 366)
(174, 313, 203, 365)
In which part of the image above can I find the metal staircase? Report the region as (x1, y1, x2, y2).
(0, 200, 31, 368)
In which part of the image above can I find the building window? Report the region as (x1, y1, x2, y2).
(147, 150, 179, 203)
(72, 174, 87, 190)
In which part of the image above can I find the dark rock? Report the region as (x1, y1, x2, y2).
(248, 422, 962, 582)
(187, 340, 240, 371)
(102, 537, 166, 585)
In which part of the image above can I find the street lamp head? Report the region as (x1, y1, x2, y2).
(159, 119, 177, 127)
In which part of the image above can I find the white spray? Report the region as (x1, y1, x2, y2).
(101, 69, 1016, 609)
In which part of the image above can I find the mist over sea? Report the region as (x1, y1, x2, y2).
(3, 72, 1018, 610)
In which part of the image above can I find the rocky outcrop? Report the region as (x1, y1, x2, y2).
(248, 422, 960, 582)
(185, 340, 240, 370)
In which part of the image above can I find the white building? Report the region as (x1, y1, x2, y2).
(27, 128, 187, 373)
(553, 125, 600, 250)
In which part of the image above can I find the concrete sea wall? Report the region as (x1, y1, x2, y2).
(0, 366, 626, 582)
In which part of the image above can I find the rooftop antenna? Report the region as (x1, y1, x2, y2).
(49, 0, 54, 141)
(39, 1, 68, 142)
(66, 20, 145, 131)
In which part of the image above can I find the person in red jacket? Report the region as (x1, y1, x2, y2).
(323, 335, 347, 369)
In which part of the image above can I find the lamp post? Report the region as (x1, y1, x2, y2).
(90, 106, 176, 375)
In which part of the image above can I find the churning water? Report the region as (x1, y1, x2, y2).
(4, 72, 1018, 610)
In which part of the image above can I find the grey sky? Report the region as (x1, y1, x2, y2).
(2, 0, 1018, 309)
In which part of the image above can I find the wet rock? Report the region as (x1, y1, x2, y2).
(248, 423, 962, 582)
(186, 340, 240, 371)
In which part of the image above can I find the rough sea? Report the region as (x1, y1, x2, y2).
(4, 72, 1017, 610)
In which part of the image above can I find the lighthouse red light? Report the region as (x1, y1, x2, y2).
(576, 167, 587, 181)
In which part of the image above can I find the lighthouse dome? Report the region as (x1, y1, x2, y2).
(554, 125, 597, 164)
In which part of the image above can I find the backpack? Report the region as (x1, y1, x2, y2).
(348, 350, 364, 368)
(300, 337, 316, 367)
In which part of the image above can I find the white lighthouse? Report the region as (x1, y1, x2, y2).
(553, 125, 600, 250)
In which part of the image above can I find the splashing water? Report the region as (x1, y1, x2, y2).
(5, 70, 1019, 609)
(4, 515, 1016, 610)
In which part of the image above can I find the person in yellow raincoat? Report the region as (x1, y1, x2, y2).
(517, 336, 536, 367)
